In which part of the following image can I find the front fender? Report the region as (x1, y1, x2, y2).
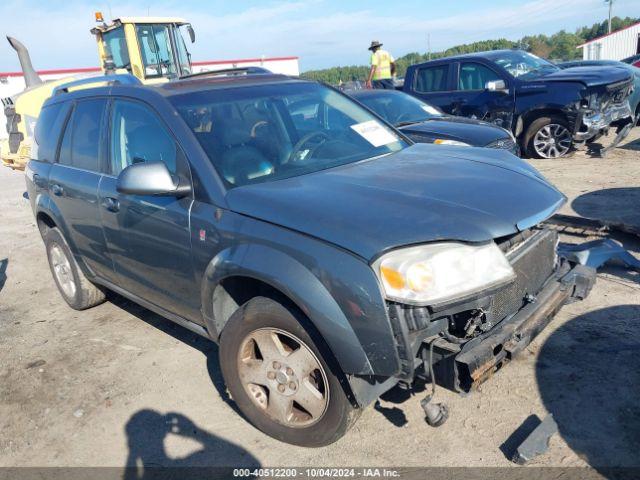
(201, 244, 378, 376)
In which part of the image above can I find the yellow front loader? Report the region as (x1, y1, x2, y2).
(1, 14, 196, 169)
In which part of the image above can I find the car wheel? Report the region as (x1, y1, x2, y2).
(525, 116, 573, 159)
(219, 296, 359, 447)
(44, 227, 106, 310)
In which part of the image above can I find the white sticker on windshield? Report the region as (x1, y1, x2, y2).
(350, 120, 398, 147)
(422, 105, 440, 115)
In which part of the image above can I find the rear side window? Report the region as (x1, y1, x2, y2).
(58, 98, 107, 172)
(34, 102, 69, 162)
(109, 100, 177, 175)
(458, 62, 501, 90)
(415, 64, 450, 92)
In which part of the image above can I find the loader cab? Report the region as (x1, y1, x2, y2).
(93, 16, 195, 84)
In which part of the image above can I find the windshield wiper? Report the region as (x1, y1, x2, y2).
(395, 120, 423, 127)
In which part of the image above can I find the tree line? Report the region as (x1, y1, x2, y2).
(302, 16, 639, 85)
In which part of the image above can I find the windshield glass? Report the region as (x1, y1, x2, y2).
(355, 91, 442, 126)
(489, 51, 558, 79)
(171, 82, 407, 188)
(136, 24, 177, 78)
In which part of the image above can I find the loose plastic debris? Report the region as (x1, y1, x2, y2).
(558, 238, 640, 271)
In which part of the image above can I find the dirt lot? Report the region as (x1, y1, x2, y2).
(0, 129, 639, 473)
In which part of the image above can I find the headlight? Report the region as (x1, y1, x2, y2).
(433, 139, 471, 146)
(373, 242, 515, 305)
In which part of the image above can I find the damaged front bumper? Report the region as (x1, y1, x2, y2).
(574, 100, 632, 141)
(449, 262, 595, 392)
(385, 228, 597, 396)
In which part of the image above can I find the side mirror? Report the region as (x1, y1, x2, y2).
(187, 24, 196, 43)
(116, 162, 190, 197)
(485, 79, 508, 93)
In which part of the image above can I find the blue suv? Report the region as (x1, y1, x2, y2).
(26, 71, 594, 446)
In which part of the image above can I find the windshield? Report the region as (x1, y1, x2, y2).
(171, 82, 407, 188)
(489, 51, 558, 79)
(355, 91, 442, 126)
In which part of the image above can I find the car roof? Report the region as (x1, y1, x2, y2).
(154, 73, 309, 97)
(412, 49, 526, 65)
(43, 72, 312, 107)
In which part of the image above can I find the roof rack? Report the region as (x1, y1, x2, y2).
(179, 66, 272, 80)
(53, 73, 142, 95)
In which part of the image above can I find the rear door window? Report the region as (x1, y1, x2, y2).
(109, 100, 177, 175)
(57, 98, 107, 172)
(414, 64, 450, 92)
(458, 62, 502, 90)
(34, 102, 70, 162)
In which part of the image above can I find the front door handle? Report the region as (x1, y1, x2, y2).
(102, 197, 120, 213)
(51, 184, 64, 196)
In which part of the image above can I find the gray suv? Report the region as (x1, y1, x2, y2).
(26, 72, 594, 446)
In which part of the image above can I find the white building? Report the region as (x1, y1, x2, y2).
(578, 21, 640, 61)
(0, 56, 299, 139)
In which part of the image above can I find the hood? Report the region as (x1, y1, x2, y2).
(399, 116, 509, 146)
(530, 66, 632, 87)
(226, 144, 565, 260)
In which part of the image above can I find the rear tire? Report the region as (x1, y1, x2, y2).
(524, 115, 573, 159)
(44, 228, 106, 310)
(219, 297, 359, 447)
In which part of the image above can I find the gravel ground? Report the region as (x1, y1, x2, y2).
(0, 130, 638, 473)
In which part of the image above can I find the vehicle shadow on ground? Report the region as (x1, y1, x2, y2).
(572, 188, 640, 230)
(0, 258, 7, 293)
(535, 304, 640, 469)
(618, 135, 640, 151)
(122, 409, 260, 479)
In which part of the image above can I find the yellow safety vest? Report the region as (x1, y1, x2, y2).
(370, 50, 394, 80)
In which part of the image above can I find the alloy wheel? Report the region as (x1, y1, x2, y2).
(50, 243, 76, 298)
(533, 123, 572, 158)
(237, 328, 329, 428)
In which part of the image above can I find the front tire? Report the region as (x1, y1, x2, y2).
(524, 115, 573, 159)
(44, 227, 106, 310)
(219, 297, 359, 447)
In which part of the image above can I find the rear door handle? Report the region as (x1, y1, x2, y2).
(51, 184, 64, 196)
(102, 197, 120, 213)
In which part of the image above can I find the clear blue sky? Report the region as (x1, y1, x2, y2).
(1, 0, 638, 72)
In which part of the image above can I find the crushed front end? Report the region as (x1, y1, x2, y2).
(386, 227, 596, 393)
(573, 78, 634, 142)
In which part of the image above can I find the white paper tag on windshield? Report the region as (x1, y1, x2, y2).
(422, 105, 440, 115)
(350, 120, 397, 147)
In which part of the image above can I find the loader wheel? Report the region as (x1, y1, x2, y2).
(219, 297, 359, 447)
(524, 116, 573, 159)
(45, 228, 105, 310)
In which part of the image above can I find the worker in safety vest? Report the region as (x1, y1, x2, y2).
(366, 40, 396, 89)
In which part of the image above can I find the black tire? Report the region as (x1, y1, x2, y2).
(219, 297, 359, 447)
(44, 227, 106, 310)
(524, 115, 573, 159)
